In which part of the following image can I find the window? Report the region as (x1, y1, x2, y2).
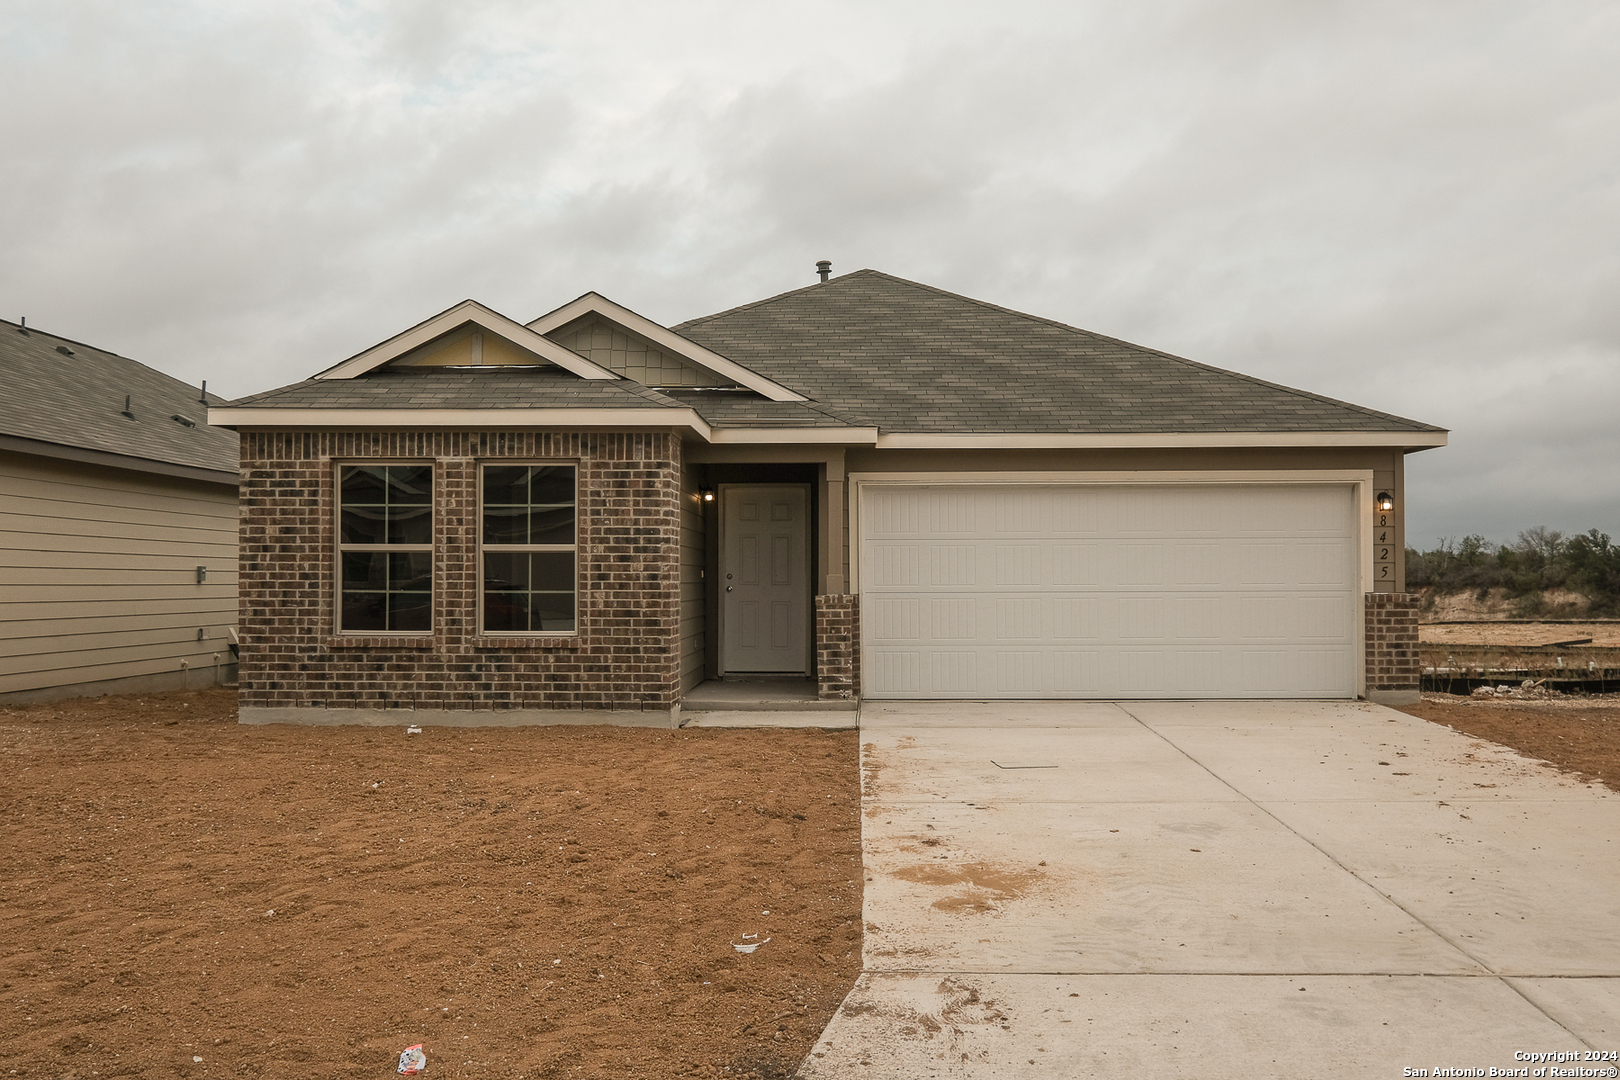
(338, 464, 433, 633)
(481, 464, 577, 634)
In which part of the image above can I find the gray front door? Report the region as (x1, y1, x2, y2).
(721, 484, 810, 673)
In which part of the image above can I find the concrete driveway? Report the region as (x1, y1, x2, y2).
(799, 701, 1620, 1079)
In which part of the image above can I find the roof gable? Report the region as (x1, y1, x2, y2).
(314, 300, 619, 381)
(528, 292, 805, 402)
(546, 311, 729, 387)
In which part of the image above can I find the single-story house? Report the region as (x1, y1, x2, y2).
(210, 268, 1444, 726)
(1, 318, 239, 702)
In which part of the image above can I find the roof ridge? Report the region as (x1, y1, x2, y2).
(671, 270, 884, 330)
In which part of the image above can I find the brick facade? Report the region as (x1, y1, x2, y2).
(1365, 591, 1421, 704)
(814, 594, 859, 701)
(237, 430, 682, 720)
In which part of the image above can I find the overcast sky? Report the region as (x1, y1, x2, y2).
(3, 0, 1617, 549)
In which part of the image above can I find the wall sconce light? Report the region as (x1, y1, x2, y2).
(196, 565, 208, 584)
(1375, 492, 1394, 513)
(699, 487, 715, 503)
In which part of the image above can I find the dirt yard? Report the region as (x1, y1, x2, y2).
(6, 689, 1619, 1079)
(0, 690, 862, 1079)
(1398, 692, 1620, 791)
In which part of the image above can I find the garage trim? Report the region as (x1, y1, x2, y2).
(850, 470, 1374, 699)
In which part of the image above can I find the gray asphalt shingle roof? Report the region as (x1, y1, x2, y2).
(674, 269, 1444, 435)
(1, 319, 238, 474)
(223, 270, 1444, 439)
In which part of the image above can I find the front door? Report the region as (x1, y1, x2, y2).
(721, 484, 810, 673)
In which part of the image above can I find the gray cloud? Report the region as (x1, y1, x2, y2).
(2, 0, 1615, 546)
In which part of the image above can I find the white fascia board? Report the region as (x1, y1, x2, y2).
(313, 300, 620, 382)
(707, 427, 879, 445)
(526, 292, 807, 403)
(873, 430, 1449, 449)
(209, 407, 712, 439)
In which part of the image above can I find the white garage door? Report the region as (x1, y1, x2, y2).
(860, 483, 1359, 699)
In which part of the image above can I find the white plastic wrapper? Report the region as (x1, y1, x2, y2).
(397, 1043, 427, 1075)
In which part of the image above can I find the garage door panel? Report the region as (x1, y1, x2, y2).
(1052, 544, 1099, 585)
(868, 543, 921, 587)
(861, 483, 1359, 699)
(869, 649, 923, 694)
(928, 545, 976, 586)
(993, 597, 1041, 640)
(1174, 596, 1224, 640)
(993, 543, 1046, 586)
(930, 598, 977, 640)
(928, 650, 978, 694)
(1051, 650, 1103, 692)
(867, 596, 923, 642)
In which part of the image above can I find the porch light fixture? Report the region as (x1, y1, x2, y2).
(1376, 491, 1394, 512)
(699, 487, 715, 503)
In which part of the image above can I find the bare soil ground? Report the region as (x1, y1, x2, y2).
(1397, 692, 1620, 791)
(0, 690, 863, 1079)
(1419, 622, 1620, 648)
(7, 688, 1618, 1080)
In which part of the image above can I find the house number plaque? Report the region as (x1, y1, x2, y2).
(1374, 503, 1395, 585)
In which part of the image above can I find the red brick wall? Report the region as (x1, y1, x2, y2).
(237, 430, 682, 713)
(815, 594, 859, 700)
(1365, 592, 1420, 693)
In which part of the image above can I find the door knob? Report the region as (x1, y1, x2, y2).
(726, 586, 734, 592)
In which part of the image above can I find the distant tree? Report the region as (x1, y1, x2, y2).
(1405, 526, 1619, 613)
(1565, 530, 1620, 615)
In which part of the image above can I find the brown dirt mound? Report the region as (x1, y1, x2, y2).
(0, 689, 862, 1079)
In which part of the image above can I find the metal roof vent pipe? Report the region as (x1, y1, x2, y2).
(816, 260, 831, 283)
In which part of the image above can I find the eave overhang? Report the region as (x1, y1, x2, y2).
(873, 430, 1449, 449)
(208, 406, 1445, 452)
(0, 432, 239, 486)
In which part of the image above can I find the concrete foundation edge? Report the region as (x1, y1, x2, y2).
(1367, 689, 1422, 706)
(239, 706, 679, 729)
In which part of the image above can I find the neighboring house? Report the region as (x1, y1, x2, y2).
(0, 319, 239, 702)
(210, 269, 1445, 726)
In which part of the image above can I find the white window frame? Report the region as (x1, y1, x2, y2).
(478, 461, 580, 636)
(334, 461, 435, 635)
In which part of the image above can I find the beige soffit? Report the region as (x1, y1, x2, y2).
(709, 427, 879, 444)
(527, 292, 807, 403)
(873, 431, 1450, 450)
(312, 300, 620, 382)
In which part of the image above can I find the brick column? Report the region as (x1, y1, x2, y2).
(815, 594, 860, 701)
(1365, 592, 1420, 705)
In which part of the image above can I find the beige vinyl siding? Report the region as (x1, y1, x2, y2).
(679, 463, 706, 694)
(553, 313, 720, 386)
(0, 452, 238, 698)
(393, 324, 546, 368)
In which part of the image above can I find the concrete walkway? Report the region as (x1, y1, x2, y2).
(800, 701, 1620, 1079)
